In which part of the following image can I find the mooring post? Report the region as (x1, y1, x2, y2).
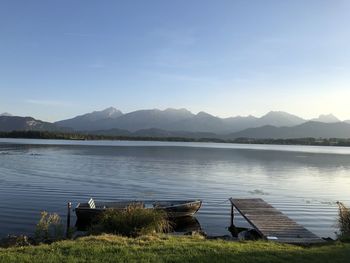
(230, 202, 234, 227)
(66, 202, 72, 238)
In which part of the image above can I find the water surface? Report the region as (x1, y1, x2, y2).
(1, 139, 349, 238)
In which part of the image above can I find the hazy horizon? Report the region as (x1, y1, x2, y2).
(1, 1, 350, 121)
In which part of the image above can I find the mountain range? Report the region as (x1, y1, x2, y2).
(227, 121, 350, 139)
(55, 108, 307, 133)
(1, 108, 350, 139)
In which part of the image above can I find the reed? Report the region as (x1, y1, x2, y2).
(91, 205, 171, 237)
(34, 211, 64, 244)
(337, 201, 350, 241)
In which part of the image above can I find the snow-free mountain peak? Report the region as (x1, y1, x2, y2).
(0, 115, 60, 132)
(163, 108, 194, 118)
(55, 107, 123, 130)
(164, 108, 191, 113)
(312, 114, 340, 123)
(102, 107, 123, 117)
(0, 112, 13, 116)
(196, 111, 216, 118)
(258, 111, 306, 127)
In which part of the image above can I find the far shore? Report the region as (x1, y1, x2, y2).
(1, 130, 350, 147)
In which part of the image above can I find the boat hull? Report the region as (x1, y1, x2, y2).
(75, 200, 202, 224)
(154, 201, 202, 218)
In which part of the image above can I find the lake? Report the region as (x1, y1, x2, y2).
(0, 138, 349, 238)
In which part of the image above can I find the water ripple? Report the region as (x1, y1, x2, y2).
(0, 140, 349, 238)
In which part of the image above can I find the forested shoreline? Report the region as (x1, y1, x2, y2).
(1, 130, 350, 146)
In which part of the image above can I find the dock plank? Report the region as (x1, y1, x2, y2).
(229, 198, 324, 244)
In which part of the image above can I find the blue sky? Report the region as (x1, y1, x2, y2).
(1, 0, 350, 121)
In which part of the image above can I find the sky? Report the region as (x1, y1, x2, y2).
(1, 0, 350, 122)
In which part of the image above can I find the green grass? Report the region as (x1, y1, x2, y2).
(0, 234, 350, 263)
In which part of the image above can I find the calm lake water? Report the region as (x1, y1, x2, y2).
(1, 138, 350, 238)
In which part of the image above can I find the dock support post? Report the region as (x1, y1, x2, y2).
(66, 202, 72, 238)
(230, 203, 234, 227)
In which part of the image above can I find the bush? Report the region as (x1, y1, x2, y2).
(91, 205, 171, 237)
(34, 211, 64, 244)
(336, 202, 350, 241)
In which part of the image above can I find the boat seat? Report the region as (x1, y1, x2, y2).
(88, 198, 96, 209)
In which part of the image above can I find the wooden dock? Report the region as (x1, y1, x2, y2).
(229, 198, 325, 244)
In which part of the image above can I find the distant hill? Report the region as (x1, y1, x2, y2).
(55, 107, 123, 131)
(0, 112, 12, 117)
(227, 121, 350, 139)
(311, 114, 340, 123)
(255, 111, 305, 127)
(219, 111, 306, 134)
(0, 116, 61, 132)
(101, 108, 195, 132)
(165, 111, 226, 133)
(222, 115, 258, 133)
(92, 127, 218, 139)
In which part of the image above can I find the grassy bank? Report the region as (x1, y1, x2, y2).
(0, 234, 349, 263)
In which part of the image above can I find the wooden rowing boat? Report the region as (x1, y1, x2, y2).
(75, 198, 202, 223)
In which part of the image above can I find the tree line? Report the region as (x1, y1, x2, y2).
(1, 130, 350, 146)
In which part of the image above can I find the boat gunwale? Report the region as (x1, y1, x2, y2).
(75, 199, 202, 210)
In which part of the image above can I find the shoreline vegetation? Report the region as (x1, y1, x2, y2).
(1, 204, 349, 262)
(2, 130, 350, 147)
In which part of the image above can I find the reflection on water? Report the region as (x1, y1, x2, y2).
(0, 139, 349, 238)
(171, 217, 201, 233)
